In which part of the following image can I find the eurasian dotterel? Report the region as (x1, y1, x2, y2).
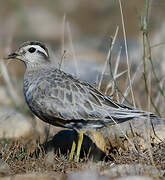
(7, 41, 162, 162)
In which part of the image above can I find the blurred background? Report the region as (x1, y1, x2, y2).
(0, 0, 165, 140)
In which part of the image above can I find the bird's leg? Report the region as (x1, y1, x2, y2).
(68, 140, 76, 161)
(75, 131, 84, 162)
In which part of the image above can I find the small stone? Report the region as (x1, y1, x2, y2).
(0, 177, 11, 180)
(0, 86, 12, 106)
(0, 106, 33, 139)
(67, 170, 108, 180)
(102, 164, 164, 179)
(0, 159, 10, 177)
(12, 172, 62, 180)
(100, 117, 165, 151)
(114, 176, 153, 180)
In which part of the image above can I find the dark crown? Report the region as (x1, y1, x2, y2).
(19, 41, 49, 57)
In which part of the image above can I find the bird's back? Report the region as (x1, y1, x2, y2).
(23, 65, 161, 130)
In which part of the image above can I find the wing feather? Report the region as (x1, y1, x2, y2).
(25, 68, 160, 129)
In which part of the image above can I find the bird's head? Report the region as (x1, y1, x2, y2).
(7, 41, 50, 67)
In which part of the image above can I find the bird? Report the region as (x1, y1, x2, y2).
(7, 40, 161, 162)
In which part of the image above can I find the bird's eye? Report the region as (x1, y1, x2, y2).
(28, 47, 36, 53)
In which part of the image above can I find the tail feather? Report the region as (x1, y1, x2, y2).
(64, 109, 163, 130)
(105, 108, 163, 125)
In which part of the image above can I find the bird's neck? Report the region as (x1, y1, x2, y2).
(25, 62, 50, 72)
(24, 63, 49, 92)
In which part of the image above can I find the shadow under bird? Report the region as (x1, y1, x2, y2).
(7, 41, 162, 162)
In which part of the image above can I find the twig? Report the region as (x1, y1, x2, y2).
(141, 0, 162, 116)
(109, 47, 122, 97)
(61, 14, 66, 57)
(119, 0, 136, 107)
(66, 21, 79, 76)
(121, 62, 143, 104)
(105, 70, 127, 96)
(98, 27, 119, 90)
(59, 50, 67, 70)
(0, 60, 22, 107)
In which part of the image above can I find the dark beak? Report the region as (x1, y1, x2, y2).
(7, 53, 19, 59)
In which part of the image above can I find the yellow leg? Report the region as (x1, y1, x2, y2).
(68, 140, 76, 161)
(75, 131, 84, 162)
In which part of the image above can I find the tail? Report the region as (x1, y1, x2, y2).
(104, 108, 163, 126)
(64, 108, 163, 130)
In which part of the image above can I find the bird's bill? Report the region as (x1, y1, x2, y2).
(6, 52, 21, 60)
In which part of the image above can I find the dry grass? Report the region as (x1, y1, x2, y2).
(0, 139, 165, 177)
